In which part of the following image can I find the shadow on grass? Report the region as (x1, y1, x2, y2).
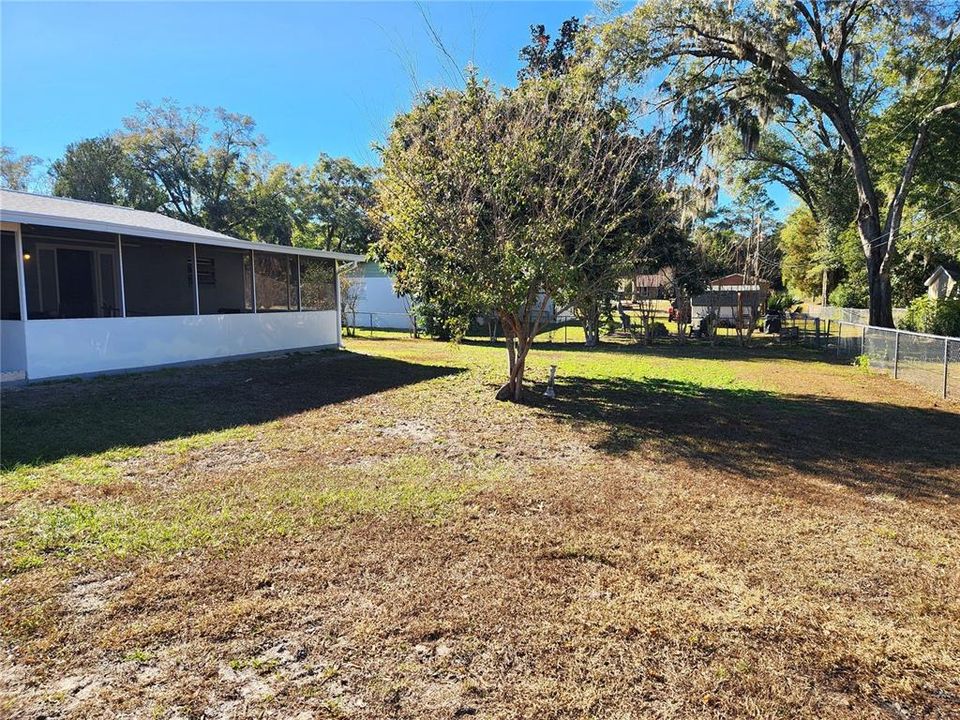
(462, 336, 834, 365)
(535, 375, 960, 501)
(1, 351, 462, 468)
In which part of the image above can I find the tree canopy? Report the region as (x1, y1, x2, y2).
(599, 0, 960, 325)
(374, 66, 683, 399)
(36, 99, 378, 253)
(1, 146, 42, 191)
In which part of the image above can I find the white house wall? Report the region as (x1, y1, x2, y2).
(24, 311, 338, 380)
(1, 320, 26, 381)
(353, 275, 414, 330)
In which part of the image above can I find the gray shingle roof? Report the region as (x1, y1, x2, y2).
(0, 189, 364, 262)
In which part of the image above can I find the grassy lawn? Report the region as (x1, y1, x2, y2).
(2, 335, 959, 718)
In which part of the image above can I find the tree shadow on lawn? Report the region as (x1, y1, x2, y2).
(535, 375, 960, 502)
(466, 336, 837, 365)
(1, 351, 462, 469)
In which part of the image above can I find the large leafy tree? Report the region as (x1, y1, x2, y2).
(50, 136, 165, 210)
(779, 206, 823, 298)
(39, 99, 378, 251)
(288, 154, 378, 253)
(600, 0, 960, 326)
(714, 115, 858, 302)
(0, 146, 42, 191)
(375, 72, 666, 401)
(518, 18, 686, 346)
(120, 99, 263, 235)
(518, 17, 582, 81)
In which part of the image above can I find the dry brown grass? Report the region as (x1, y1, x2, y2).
(1, 335, 959, 718)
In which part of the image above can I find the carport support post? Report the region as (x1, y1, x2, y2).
(191, 243, 200, 315)
(250, 250, 258, 312)
(117, 234, 127, 317)
(14, 226, 27, 323)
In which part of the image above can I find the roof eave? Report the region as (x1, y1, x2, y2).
(0, 209, 365, 263)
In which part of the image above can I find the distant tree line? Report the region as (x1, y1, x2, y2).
(1, 100, 378, 254)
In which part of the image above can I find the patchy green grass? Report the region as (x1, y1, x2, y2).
(1, 335, 958, 718)
(6, 456, 476, 564)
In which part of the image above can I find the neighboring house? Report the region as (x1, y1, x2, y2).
(924, 264, 959, 300)
(689, 274, 771, 328)
(620, 267, 674, 301)
(0, 190, 363, 382)
(349, 261, 415, 330)
(709, 272, 771, 297)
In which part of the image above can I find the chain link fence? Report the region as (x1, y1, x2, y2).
(784, 309, 959, 399)
(345, 311, 417, 334)
(806, 304, 909, 326)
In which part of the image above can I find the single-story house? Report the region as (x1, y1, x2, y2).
(690, 274, 770, 328)
(709, 272, 771, 296)
(924, 264, 959, 300)
(0, 190, 363, 382)
(620, 267, 674, 301)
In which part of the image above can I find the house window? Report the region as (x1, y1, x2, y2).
(1, 231, 21, 320)
(299, 257, 336, 311)
(21, 225, 121, 319)
(254, 251, 298, 312)
(189, 256, 216, 286)
(121, 235, 195, 317)
(196, 246, 254, 315)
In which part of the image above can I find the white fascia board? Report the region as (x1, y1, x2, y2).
(0, 209, 365, 263)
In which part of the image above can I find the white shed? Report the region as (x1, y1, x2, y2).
(0, 190, 363, 382)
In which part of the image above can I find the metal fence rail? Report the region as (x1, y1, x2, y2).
(345, 311, 418, 334)
(785, 313, 959, 399)
(806, 304, 909, 326)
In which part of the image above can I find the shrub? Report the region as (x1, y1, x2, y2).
(828, 281, 868, 309)
(767, 290, 797, 314)
(899, 297, 960, 337)
(649, 320, 669, 338)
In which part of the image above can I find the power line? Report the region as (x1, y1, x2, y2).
(862, 202, 960, 249)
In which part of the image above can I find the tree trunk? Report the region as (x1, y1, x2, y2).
(581, 299, 600, 347)
(856, 212, 895, 328)
(866, 254, 894, 328)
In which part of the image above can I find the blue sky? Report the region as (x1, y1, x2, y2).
(1, 1, 594, 167)
(1, 1, 792, 214)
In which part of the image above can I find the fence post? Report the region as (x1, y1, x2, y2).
(814, 318, 821, 348)
(370, 312, 374, 337)
(893, 330, 900, 379)
(944, 338, 950, 400)
(860, 325, 866, 356)
(837, 321, 842, 358)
